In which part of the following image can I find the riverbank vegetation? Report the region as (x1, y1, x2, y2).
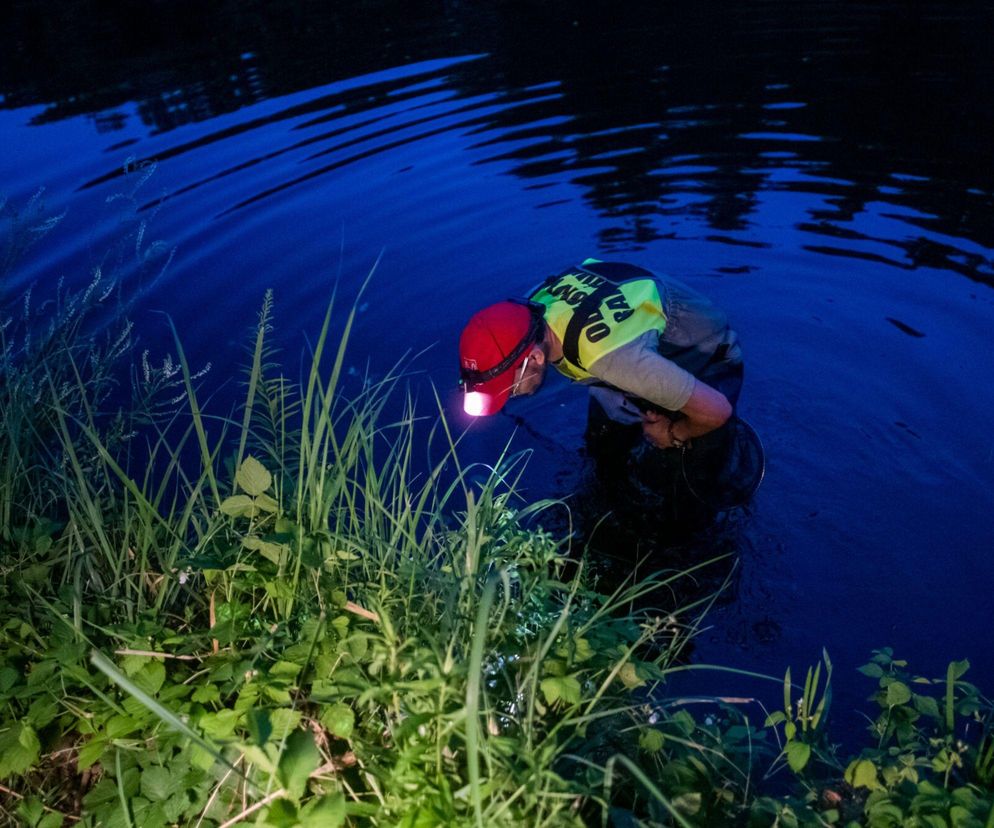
(1, 195, 992, 826)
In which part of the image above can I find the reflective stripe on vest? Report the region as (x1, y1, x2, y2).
(529, 262, 667, 381)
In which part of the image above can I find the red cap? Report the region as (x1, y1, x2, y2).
(459, 301, 539, 416)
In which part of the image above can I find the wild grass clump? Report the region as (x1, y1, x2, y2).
(0, 194, 991, 826)
(0, 234, 758, 826)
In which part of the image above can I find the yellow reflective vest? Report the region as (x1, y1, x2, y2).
(529, 261, 667, 381)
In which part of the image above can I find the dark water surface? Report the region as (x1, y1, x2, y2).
(4, 1, 993, 728)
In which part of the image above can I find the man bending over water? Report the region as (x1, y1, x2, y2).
(458, 258, 744, 518)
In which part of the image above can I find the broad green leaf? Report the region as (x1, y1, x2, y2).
(671, 710, 695, 735)
(786, 740, 811, 772)
(320, 702, 355, 739)
(270, 708, 303, 740)
(140, 765, 174, 802)
(188, 743, 216, 772)
(0, 666, 20, 693)
(539, 676, 581, 706)
(270, 661, 302, 680)
(540, 677, 562, 705)
(105, 715, 141, 738)
(277, 730, 320, 800)
(236, 456, 272, 496)
(913, 694, 940, 719)
(191, 684, 220, 704)
(300, 793, 346, 828)
(39, 810, 65, 828)
(255, 492, 279, 513)
(162, 791, 189, 823)
(948, 659, 970, 681)
(885, 681, 912, 707)
(573, 637, 594, 663)
(247, 708, 273, 746)
(857, 662, 884, 678)
(638, 729, 665, 753)
(121, 653, 150, 676)
(618, 662, 645, 689)
(558, 676, 582, 704)
(77, 737, 107, 771)
(134, 660, 166, 695)
(243, 537, 288, 567)
(0, 722, 40, 776)
(199, 709, 240, 740)
(764, 711, 787, 727)
(845, 758, 880, 790)
(242, 744, 277, 775)
(220, 495, 257, 518)
(26, 697, 60, 729)
(672, 792, 702, 816)
(264, 579, 294, 603)
(262, 798, 298, 828)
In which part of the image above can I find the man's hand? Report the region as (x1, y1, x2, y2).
(642, 410, 680, 449)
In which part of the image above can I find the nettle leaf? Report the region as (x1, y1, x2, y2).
(858, 662, 885, 678)
(199, 709, 241, 740)
(277, 730, 320, 800)
(220, 495, 258, 518)
(320, 702, 355, 739)
(786, 740, 811, 773)
(0, 722, 41, 777)
(162, 791, 189, 823)
(140, 765, 174, 802)
(236, 456, 272, 497)
(26, 697, 60, 729)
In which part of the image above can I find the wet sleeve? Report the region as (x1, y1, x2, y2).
(587, 330, 697, 411)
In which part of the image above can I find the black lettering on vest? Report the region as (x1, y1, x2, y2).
(566, 287, 588, 306)
(613, 309, 634, 323)
(576, 273, 604, 288)
(586, 322, 611, 342)
(549, 283, 585, 306)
